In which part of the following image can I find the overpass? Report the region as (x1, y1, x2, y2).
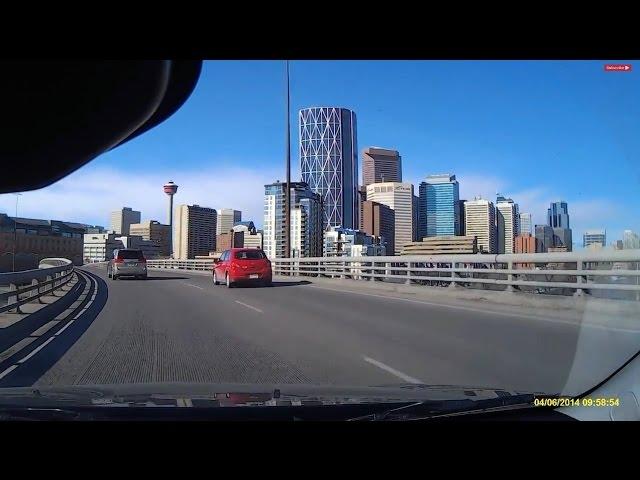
(0, 251, 639, 396)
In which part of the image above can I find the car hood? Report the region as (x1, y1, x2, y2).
(0, 382, 544, 408)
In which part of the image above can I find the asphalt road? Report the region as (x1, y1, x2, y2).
(1, 264, 638, 394)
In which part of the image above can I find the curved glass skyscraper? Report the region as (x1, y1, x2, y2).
(299, 107, 358, 229)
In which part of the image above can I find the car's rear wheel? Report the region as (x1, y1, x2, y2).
(226, 273, 233, 288)
(213, 272, 219, 285)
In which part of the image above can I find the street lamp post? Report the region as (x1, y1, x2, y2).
(284, 60, 291, 261)
(12, 193, 22, 272)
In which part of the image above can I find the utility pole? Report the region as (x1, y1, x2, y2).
(12, 193, 22, 272)
(284, 60, 292, 260)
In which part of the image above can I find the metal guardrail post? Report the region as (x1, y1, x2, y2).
(32, 278, 45, 303)
(449, 262, 459, 289)
(7, 283, 23, 313)
(405, 261, 412, 285)
(505, 261, 515, 293)
(340, 260, 346, 279)
(574, 260, 586, 297)
(384, 262, 391, 282)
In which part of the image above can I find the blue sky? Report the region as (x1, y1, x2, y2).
(1, 60, 638, 246)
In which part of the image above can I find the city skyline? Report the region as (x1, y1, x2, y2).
(0, 60, 637, 246)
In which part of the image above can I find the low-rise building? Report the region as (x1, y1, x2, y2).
(83, 233, 124, 263)
(0, 214, 84, 270)
(323, 227, 377, 257)
(130, 220, 171, 257)
(400, 236, 477, 255)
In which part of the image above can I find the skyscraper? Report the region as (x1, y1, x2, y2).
(496, 195, 517, 254)
(519, 212, 532, 235)
(109, 207, 141, 235)
(458, 200, 466, 236)
(216, 208, 242, 235)
(464, 198, 496, 254)
(361, 147, 402, 186)
(420, 174, 460, 238)
(263, 181, 323, 259)
(300, 107, 358, 229)
(361, 200, 395, 255)
(548, 201, 570, 228)
(552, 227, 573, 251)
(623, 230, 640, 249)
(535, 225, 554, 253)
(583, 229, 606, 248)
(174, 205, 217, 259)
(366, 182, 415, 255)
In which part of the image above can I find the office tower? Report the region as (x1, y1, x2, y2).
(583, 229, 606, 248)
(552, 227, 573, 251)
(216, 208, 242, 235)
(464, 198, 496, 254)
(366, 182, 415, 255)
(163, 181, 178, 257)
(361, 200, 395, 255)
(496, 195, 517, 254)
(413, 194, 419, 241)
(174, 205, 217, 259)
(458, 200, 466, 236)
(535, 225, 554, 253)
(109, 207, 141, 235)
(129, 220, 171, 257)
(421, 174, 460, 238)
(515, 233, 536, 253)
(417, 183, 427, 240)
(233, 222, 263, 249)
(613, 240, 624, 250)
(263, 181, 323, 259)
(548, 201, 570, 228)
(299, 107, 358, 229)
(361, 147, 402, 186)
(519, 212, 532, 235)
(358, 186, 367, 230)
(623, 230, 640, 249)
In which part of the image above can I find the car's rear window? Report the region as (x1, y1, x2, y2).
(234, 250, 265, 260)
(117, 250, 144, 260)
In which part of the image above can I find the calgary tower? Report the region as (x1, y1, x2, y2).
(163, 181, 178, 258)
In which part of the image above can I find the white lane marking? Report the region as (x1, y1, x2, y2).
(0, 337, 37, 363)
(73, 308, 88, 320)
(182, 282, 205, 290)
(234, 300, 263, 313)
(307, 284, 640, 333)
(55, 320, 74, 336)
(17, 336, 55, 363)
(30, 321, 60, 337)
(363, 356, 423, 384)
(0, 365, 18, 380)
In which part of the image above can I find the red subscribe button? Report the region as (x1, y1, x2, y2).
(604, 64, 632, 72)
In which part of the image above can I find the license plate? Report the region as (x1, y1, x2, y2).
(127, 263, 137, 267)
(249, 274, 259, 279)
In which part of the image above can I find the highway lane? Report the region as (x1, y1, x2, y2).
(22, 263, 637, 394)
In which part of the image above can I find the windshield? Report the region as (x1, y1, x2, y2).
(0, 60, 638, 418)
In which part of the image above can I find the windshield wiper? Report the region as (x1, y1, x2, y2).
(347, 393, 536, 421)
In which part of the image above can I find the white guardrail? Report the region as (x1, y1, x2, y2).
(147, 250, 640, 300)
(0, 258, 75, 314)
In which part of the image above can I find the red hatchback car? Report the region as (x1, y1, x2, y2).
(213, 248, 272, 288)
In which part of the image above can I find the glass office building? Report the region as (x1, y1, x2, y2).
(300, 107, 358, 229)
(419, 174, 460, 237)
(548, 201, 570, 229)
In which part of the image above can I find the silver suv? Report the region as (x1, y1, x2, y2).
(107, 249, 147, 280)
